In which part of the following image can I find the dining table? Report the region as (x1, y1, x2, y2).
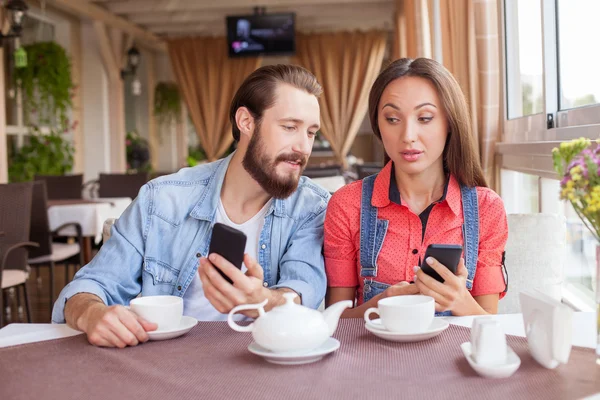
(0, 313, 598, 400)
(47, 197, 132, 263)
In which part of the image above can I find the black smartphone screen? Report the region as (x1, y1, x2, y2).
(208, 223, 247, 284)
(420, 244, 463, 283)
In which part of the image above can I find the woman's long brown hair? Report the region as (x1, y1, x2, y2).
(368, 58, 487, 188)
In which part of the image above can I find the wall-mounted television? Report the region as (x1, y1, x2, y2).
(226, 13, 296, 57)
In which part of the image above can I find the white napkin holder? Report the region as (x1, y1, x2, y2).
(519, 289, 573, 369)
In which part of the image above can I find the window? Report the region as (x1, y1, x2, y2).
(540, 178, 597, 300)
(500, 0, 600, 310)
(504, 0, 544, 119)
(500, 170, 539, 214)
(556, 0, 600, 110)
(500, 172, 596, 306)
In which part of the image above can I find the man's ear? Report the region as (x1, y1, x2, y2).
(235, 107, 255, 140)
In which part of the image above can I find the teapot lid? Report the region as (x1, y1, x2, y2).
(268, 292, 317, 319)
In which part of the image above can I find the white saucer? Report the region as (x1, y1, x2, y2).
(248, 337, 340, 365)
(147, 316, 198, 341)
(460, 342, 521, 378)
(365, 318, 449, 342)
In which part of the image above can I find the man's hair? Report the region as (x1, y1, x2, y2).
(229, 64, 323, 142)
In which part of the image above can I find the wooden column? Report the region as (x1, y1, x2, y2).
(392, 0, 404, 60)
(70, 17, 84, 174)
(393, 0, 432, 60)
(176, 107, 189, 170)
(146, 50, 159, 171)
(94, 21, 126, 173)
(0, 47, 7, 183)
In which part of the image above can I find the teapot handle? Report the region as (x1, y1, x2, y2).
(227, 299, 268, 332)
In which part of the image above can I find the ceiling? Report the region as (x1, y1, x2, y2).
(89, 0, 395, 38)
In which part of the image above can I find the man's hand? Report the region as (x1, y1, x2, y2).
(65, 293, 157, 348)
(198, 253, 293, 317)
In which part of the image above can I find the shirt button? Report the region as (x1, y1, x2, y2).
(412, 249, 418, 255)
(263, 282, 268, 287)
(196, 252, 201, 258)
(177, 285, 182, 291)
(261, 244, 266, 249)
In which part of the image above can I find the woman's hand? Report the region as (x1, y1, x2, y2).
(414, 257, 486, 316)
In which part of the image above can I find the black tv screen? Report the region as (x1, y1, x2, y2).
(226, 13, 296, 57)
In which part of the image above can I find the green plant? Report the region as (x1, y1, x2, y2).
(14, 41, 75, 130)
(126, 131, 151, 173)
(8, 126, 74, 182)
(153, 82, 181, 126)
(187, 146, 206, 167)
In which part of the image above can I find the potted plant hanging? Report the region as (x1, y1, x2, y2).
(154, 82, 181, 126)
(14, 41, 75, 130)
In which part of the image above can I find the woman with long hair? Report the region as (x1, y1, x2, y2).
(324, 58, 507, 317)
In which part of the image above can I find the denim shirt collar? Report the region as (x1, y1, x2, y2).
(188, 152, 286, 221)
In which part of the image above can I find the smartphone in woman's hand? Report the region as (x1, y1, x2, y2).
(420, 244, 462, 283)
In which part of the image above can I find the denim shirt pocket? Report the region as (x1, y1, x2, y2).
(143, 258, 179, 286)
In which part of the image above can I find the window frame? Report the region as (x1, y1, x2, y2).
(498, 0, 599, 306)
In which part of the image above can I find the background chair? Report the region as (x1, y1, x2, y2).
(34, 174, 83, 200)
(302, 165, 343, 179)
(498, 213, 566, 314)
(98, 172, 148, 200)
(355, 163, 384, 180)
(0, 182, 39, 327)
(28, 181, 84, 307)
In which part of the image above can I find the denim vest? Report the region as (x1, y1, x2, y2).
(359, 174, 479, 316)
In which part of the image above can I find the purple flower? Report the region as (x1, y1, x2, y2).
(126, 140, 131, 146)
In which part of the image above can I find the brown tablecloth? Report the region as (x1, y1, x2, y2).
(0, 320, 598, 400)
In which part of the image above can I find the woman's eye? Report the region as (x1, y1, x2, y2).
(283, 126, 295, 131)
(308, 131, 317, 137)
(386, 117, 399, 123)
(419, 117, 433, 123)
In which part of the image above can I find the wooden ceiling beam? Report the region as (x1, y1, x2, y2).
(46, 0, 167, 52)
(105, 0, 393, 14)
(150, 16, 393, 36)
(128, 2, 394, 25)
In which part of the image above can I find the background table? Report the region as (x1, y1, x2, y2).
(47, 197, 131, 263)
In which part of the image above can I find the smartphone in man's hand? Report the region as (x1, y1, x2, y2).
(208, 223, 247, 284)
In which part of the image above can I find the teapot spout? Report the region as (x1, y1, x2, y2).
(322, 300, 353, 336)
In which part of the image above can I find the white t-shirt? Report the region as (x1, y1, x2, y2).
(183, 198, 272, 321)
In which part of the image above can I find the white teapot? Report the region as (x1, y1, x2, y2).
(228, 292, 352, 353)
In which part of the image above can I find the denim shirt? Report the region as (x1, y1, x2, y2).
(52, 154, 330, 323)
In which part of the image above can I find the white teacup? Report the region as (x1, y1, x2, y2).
(471, 317, 507, 365)
(129, 295, 183, 331)
(364, 295, 435, 333)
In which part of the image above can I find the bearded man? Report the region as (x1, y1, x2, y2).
(53, 65, 329, 348)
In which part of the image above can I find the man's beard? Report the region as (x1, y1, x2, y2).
(242, 129, 308, 199)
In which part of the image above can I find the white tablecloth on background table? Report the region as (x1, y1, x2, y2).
(0, 312, 595, 349)
(48, 197, 131, 243)
(311, 176, 347, 193)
